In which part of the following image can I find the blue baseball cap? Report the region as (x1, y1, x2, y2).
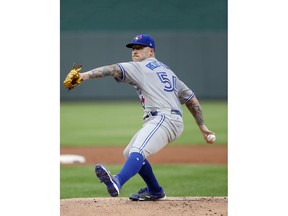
(126, 34, 155, 50)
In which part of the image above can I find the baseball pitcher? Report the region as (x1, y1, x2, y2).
(63, 34, 215, 201)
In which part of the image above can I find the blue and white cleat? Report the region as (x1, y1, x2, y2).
(95, 164, 121, 197)
(129, 187, 166, 201)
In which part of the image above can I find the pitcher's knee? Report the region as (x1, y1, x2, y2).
(123, 147, 130, 160)
(129, 147, 149, 159)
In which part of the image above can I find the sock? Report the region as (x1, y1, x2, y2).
(138, 159, 161, 192)
(116, 152, 144, 187)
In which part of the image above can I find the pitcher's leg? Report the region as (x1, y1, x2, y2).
(129, 115, 169, 158)
(101, 116, 172, 197)
(138, 159, 161, 192)
(116, 152, 144, 186)
(127, 116, 169, 198)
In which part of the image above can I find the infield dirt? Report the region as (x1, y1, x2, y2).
(60, 197, 228, 216)
(60, 145, 227, 165)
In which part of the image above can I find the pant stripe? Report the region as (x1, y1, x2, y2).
(139, 115, 165, 154)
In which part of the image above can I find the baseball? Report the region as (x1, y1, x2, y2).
(207, 134, 216, 143)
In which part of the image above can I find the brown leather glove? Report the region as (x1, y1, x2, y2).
(63, 64, 83, 90)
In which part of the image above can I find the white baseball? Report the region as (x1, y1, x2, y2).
(207, 134, 216, 143)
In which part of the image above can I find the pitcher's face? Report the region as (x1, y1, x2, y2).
(131, 45, 154, 62)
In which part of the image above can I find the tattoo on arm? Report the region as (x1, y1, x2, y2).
(186, 98, 204, 126)
(86, 64, 122, 80)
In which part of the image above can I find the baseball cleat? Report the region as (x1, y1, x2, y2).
(95, 164, 121, 197)
(129, 187, 166, 201)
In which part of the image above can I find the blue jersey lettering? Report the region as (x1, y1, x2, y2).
(157, 72, 177, 93)
(146, 61, 170, 70)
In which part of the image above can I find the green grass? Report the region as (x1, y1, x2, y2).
(60, 100, 227, 147)
(60, 164, 227, 199)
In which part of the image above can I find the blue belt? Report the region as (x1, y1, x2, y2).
(144, 109, 182, 120)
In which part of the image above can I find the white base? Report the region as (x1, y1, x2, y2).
(60, 154, 86, 164)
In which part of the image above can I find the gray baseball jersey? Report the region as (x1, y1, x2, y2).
(117, 58, 195, 158)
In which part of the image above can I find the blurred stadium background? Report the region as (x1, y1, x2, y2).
(60, 0, 227, 101)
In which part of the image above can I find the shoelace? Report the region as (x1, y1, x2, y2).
(138, 188, 149, 194)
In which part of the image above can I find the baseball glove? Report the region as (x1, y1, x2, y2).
(63, 64, 83, 90)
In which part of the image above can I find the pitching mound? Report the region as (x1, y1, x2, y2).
(60, 197, 227, 216)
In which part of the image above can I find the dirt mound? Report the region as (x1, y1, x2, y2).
(60, 197, 228, 216)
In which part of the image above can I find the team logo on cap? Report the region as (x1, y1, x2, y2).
(134, 35, 142, 41)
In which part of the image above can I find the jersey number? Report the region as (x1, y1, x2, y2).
(157, 72, 177, 92)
